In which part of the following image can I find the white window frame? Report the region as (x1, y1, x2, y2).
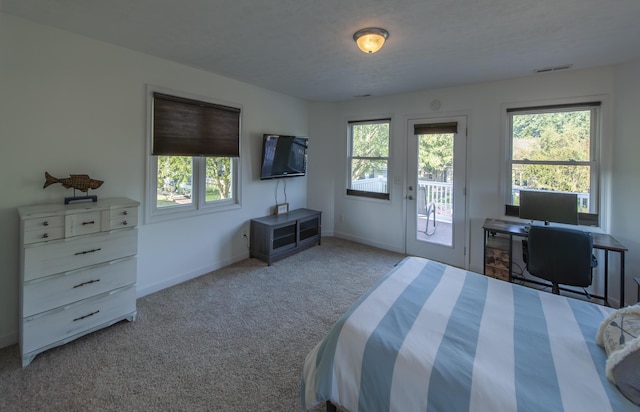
(145, 85, 241, 224)
(504, 101, 602, 225)
(346, 118, 392, 201)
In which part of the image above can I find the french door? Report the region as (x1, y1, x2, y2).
(405, 116, 468, 268)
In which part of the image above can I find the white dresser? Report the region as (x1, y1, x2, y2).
(18, 197, 139, 367)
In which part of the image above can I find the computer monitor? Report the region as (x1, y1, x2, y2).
(519, 190, 579, 225)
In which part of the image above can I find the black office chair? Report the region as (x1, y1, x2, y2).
(522, 226, 598, 295)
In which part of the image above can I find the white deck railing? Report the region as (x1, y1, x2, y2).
(352, 180, 590, 222)
(350, 178, 452, 222)
(350, 177, 387, 193)
(418, 181, 452, 223)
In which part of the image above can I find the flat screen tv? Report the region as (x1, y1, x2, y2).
(260, 134, 308, 180)
(519, 190, 579, 225)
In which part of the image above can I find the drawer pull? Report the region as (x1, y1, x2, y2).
(42, 233, 49, 239)
(82, 220, 96, 226)
(122, 221, 128, 226)
(74, 248, 102, 256)
(73, 310, 100, 322)
(123, 211, 129, 216)
(43, 221, 49, 227)
(73, 279, 101, 288)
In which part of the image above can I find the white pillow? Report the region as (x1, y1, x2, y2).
(596, 305, 640, 405)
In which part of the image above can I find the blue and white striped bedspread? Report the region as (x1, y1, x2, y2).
(301, 256, 638, 411)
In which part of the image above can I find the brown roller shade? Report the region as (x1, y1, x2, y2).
(506, 101, 601, 113)
(152, 92, 240, 157)
(414, 122, 458, 135)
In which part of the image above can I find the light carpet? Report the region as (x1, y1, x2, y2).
(0, 237, 403, 411)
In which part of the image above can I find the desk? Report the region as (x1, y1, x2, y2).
(483, 218, 628, 307)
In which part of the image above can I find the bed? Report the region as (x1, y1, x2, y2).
(301, 256, 638, 411)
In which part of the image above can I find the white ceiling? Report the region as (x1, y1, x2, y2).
(3, 0, 640, 102)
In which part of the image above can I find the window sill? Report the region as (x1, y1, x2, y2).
(346, 189, 390, 201)
(145, 201, 241, 224)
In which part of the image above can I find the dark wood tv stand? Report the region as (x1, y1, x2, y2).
(250, 208, 321, 265)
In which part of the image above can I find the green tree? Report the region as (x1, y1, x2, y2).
(512, 110, 591, 193)
(351, 122, 389, 179)
(206, 157, 232, 199)
(418, 133, 453, 182)
(158, 156, 232, 202)
(157, 156, 192, 194)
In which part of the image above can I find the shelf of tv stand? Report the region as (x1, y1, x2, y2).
(250, 208, 321, 265)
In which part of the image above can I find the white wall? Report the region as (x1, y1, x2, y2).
(307, 102, 339, 235)
(0, 14, 309, 347)
(611, 58, 640, 302)
(2, 12, 639, 350)
(310, 65, 640, 304)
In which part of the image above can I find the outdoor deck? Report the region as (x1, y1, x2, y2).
(416, 214, 452, 246)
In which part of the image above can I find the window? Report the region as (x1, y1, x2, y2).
(347, 119, 391, 200)
(506, 102, 600, 224)
(147, 87, 240, 222)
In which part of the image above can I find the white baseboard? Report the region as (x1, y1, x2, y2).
(333, 231, 404, 254)
(0, 330, 17, 349)
(137, 251, 250, 298)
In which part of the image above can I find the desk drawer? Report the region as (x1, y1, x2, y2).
(485, 247, 509, 270)
(485, 246, 510, 282)
(23, 229, 137, 281)
(23, 257, 136, 317)
(22, 285, 136, 354)
(485, 266, 510, 282)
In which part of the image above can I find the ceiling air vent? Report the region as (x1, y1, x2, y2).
(534, 64, 573, 74)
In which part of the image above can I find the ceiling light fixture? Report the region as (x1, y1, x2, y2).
(353, 27, 389, 54)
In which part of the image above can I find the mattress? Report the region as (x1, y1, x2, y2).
(301, 256, 638, 411)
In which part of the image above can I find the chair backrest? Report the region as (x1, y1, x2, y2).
(526, 226, 594, 288)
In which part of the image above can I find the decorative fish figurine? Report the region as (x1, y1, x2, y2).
(43, 172, 104, 193)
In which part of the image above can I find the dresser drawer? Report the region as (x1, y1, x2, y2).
(106, 206, 138, 230)
(65, 211, 102, 237)
(22, 285, 136, 354)
(24, 215, 65, 231)
(23, 257, 137, 317)
(23, 215, 65, 244)
(23, 229, 137, 281)
(24, 226, 65, 245)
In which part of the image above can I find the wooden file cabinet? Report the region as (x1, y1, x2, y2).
(484, 234, 510, 282)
